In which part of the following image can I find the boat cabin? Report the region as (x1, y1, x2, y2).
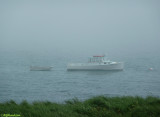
(88, 56, 110, 64)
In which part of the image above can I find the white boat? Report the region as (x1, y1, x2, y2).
(67, 55, 124, 71)
(30, 66, 53, 71)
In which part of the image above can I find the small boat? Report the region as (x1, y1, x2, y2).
(67, 55, 124, 71)
(149, 68, 153, 71)
(30, 66, 53, 71)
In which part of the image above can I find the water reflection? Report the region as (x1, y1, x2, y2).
(87, 70, 123, 75)
(67, 70, 122, 75)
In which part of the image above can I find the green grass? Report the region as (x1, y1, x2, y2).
(0, 96, 160, 117)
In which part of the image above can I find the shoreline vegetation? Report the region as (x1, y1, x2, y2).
(0, 96, 160, 117)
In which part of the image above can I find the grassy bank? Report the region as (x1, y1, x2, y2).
(0, 96, 160, 117)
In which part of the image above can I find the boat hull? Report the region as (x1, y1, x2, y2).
(67, 62, 123, 71)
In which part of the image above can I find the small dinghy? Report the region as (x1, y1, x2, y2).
(30, 66, 53, 71)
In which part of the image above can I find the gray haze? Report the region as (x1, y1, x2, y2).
(1, 0, 160, 56)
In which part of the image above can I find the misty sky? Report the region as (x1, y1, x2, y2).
(0, 0, 160, 56)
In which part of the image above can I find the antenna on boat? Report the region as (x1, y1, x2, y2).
(103, 53, 107, 57)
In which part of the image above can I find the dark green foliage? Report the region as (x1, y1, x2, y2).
(0, 96, 160, 117)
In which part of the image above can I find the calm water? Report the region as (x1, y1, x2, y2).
(0, 51, 160, 103)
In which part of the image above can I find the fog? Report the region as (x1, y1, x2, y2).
(0, 0, 160, 56)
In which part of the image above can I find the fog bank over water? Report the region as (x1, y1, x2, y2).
(1, 1, 160, 102)
(0, 0, 160, 56)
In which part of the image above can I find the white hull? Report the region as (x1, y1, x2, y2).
(30, 66, 52, 71)
(67, 62, 123, 71)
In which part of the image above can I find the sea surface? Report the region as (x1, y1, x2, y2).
(0, 51, 160, 103)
